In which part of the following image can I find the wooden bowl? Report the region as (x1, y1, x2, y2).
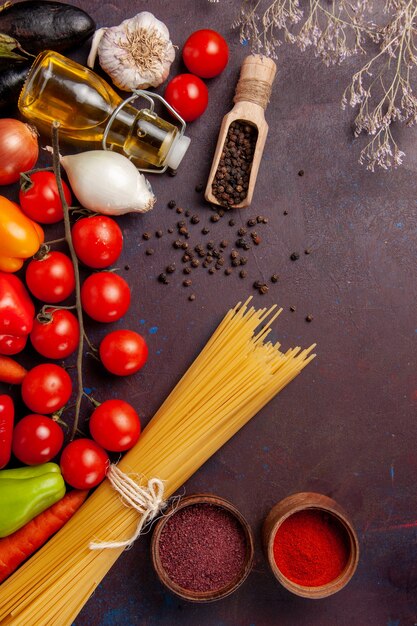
(151, 494, 254, 602)
(262, 492, 359, 599)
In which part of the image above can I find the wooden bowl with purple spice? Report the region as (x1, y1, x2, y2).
(262, 492, 359, 599)
(151, 494, 254, 602)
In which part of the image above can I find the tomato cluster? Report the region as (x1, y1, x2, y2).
(0, 156, 148, 491)
(164, 29, 229, 123)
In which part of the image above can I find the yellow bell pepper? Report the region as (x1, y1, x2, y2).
(0, 197, 44, 272)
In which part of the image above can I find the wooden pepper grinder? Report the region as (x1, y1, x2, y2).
(205, 54, 277, 209)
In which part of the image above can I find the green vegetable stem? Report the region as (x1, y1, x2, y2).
(0, 462, 66, 537)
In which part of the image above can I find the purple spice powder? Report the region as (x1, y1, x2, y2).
(158, 503, 247, 593)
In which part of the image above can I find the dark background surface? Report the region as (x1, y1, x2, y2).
(1, 0, 417, 624)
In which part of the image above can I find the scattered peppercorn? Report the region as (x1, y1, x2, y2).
(181, 242, 188, 250)
(195, 183, 204, 192)
(208, 267, 216, 275)
(225, 268, 232, 275)
(247, 218, 257, 227)
(290, 252, 300, 261)
(176, 207, 183, 214)
(306, 314, 313, 322)
(189, 294, 196, 301)
(191, 259, 200, 268)
(183, 279, 192, 287)
(259, 284, 269, 295)
(167, 227, 174, 234)
(231, 258, 240, 267)
(183, 267, 191, 275)
(239, 270, 247, 279)
(202, 227, 210, 235)
(185, 210, 191, 217)
(142, 232, 151, 240)
(237, 227, 247, 236)
(179, 227, 188, 236)
(124, 265, 130, 270)
(158, 273, 169, 284)
(271, 274, 279, 283)
(240, 257, 248, 265)
(166, 264, 176, 274)
(298, 170, 304, 177)
(168, 200, 176, 209)
(304, 248, 311, 255)
(290, 306, 296, 312)
(155, 230, 163, 238)
(231, 250, 239, 259)
(229, 219, 235, 227)
(145, 248, 154, 256)
(211, 214, 220, 223)
(182, 254, 191, 263)
(173, 240, 182, 249)
(220, 240, 228, 248)
(191, 215, 200, 224)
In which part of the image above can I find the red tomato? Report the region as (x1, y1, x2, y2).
(60, 439, 109, 489)
(183, 29, 229, 78)
(81, 272, 130, 323)
(164, 74, 208, 122)
(100, 330, 148, 376)
(26, 251, 75, 303)
(22, 363, 72, 414)
(89, 399, 141, 452)
(30, 308, 80, 359)
(12, 413, 64, 465)
(72, 216, 123, 269)
(19, 172, 72, 224)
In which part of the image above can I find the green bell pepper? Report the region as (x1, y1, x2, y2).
(0, 462, 66, 537)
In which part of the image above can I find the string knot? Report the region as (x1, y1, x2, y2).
(89, 464, 166, 550)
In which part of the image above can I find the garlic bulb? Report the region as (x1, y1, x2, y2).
(87, 12, 175, 91)
(61, 150, 156, 215)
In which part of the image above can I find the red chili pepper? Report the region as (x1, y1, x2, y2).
(0, 273, 34, 355)
(0, 395, 14, 469)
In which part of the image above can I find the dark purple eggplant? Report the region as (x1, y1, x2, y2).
(0, 61, 30, 109)
(0, 1, 96, 54)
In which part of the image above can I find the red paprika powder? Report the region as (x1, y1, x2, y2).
(273, 509, 350, 587)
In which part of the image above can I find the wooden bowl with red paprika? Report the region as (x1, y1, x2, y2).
(263, 492, 359, 599)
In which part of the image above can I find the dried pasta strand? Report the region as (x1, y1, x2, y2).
(0, 300, 316, 625)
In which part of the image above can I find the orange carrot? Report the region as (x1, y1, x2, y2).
(0, 489, 88, 583)
(0, 356, 27, 384)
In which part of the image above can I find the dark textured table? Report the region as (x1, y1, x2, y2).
(2, 0, 417, 624)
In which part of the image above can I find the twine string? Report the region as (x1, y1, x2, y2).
(234, 79, 272, 109)
(89, 464, 166, 550)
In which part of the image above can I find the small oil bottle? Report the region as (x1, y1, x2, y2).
(19, 50, 190, 172)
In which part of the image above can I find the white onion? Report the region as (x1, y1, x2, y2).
(60, 150, 155, 215)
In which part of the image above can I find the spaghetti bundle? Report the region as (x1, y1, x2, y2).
(0, 299, 315, 625)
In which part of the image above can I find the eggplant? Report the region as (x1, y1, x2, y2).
(0, 61, 30, 109)
(0, 1, 96, 54)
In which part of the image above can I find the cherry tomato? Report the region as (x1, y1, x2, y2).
(72, 216, 123, 269)
(26, 251, 75, 303)
(30, 308, 80, 359)
(183, 29, 229, 78)
(81, 272, 130, 323)
(12, 413, 64, 465)
(19, 172, 72, 224)
(100, 330, 148, 376)
(60, 439, 109, 489)
(164, 74, 208, 122)
(89, 399, 141, 452)
(22, 363, 72, 414)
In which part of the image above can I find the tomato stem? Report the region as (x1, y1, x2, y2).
(51, 122, 85, 441)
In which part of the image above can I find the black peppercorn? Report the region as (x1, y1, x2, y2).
(183, 267, 191, 275)
(173, 240, 182, 249)
(290, 305, 296, 312)
(189, 294, 196, 301)
(247, 218, 257, 227)
(211, 214, 220, 223)
(306, 314, 313, 322)
(239, 270, 247, 278)
(290, 252, 300, 261)
(142, 232, 151, 240)
(271, 274, 279, 283)
(190, 215, 200, 224)
(145, 248, 154, 256)
(168, 200, 176, 209)
(201, 227, 210, 235)
(224, 268, 232, 275)
(166, 264, 176, 274)
(183, 279, 192, 287)
(195, 183, 204, 192)
(158, 273, 169, 284)
(155, 230, 163, 238)
(229, 219, 235, 227)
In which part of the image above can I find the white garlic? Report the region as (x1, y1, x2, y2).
(87, 12, 175, 91)
(61, 150, 156, 215)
